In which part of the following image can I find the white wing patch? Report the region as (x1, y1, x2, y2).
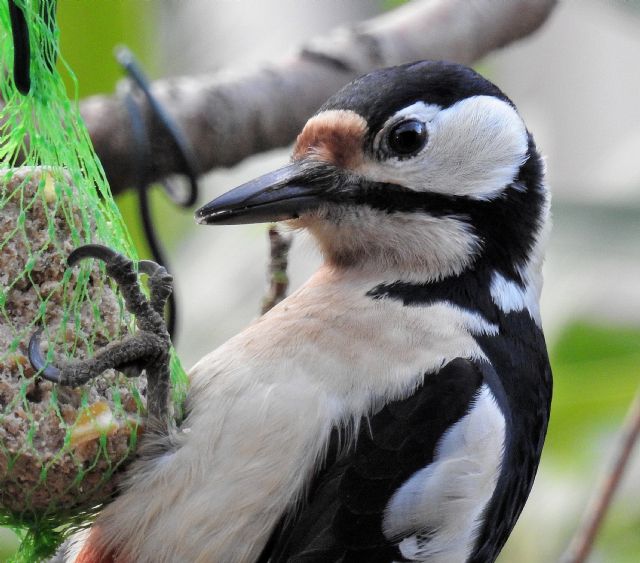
(383, 385, 506, 562)
(305, 205, 480, 282)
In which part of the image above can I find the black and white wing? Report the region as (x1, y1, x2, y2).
(259, 357, 507, 563)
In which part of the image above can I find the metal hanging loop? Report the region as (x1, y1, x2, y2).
(115, 45, 202, 342)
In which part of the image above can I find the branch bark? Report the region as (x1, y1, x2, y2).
(80, 0, 557, 195)
(261, 225, 292, 315)
(561, 388, 640, 563)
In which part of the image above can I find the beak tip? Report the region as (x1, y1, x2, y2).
(194, 207, 225, 226)
(194, 207, 210, 225)
(194, 201, 224, 225)
(195, 203, 249, 226)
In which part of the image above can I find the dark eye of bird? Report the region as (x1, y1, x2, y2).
(387, 120, 427, 158)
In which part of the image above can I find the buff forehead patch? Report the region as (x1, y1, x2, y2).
(293, 110, 367, 169)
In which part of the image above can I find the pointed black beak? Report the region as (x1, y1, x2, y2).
(195, 162, 334, 225)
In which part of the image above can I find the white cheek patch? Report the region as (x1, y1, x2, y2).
(360, 96, 529, 200)
(306, 205, 480, 280)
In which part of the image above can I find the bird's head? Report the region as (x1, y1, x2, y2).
(196, 61, 548, 282)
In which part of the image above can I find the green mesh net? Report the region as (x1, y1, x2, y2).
(0, 1, 188, 560)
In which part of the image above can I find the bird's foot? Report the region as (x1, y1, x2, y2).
(28, 244, 173, 420)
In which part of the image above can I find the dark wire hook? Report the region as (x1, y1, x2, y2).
(8, 0, 59, 95)
(8, 0, 31, 95)
(120, 86, 178, 340)
(115, 46, 202, 343)
(115, 46, 200, 207)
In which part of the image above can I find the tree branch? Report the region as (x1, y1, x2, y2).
(561, 388, 640, 563)
(261, 225, 292, 315)
(80, 0, 557, 195)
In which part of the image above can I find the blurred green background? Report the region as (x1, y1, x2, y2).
(1, 1, 639, 561)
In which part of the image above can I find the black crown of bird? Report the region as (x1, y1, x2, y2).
(38, 60, 551, 563)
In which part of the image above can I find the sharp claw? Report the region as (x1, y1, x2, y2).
(139, 260, 173, 291)
(121, 365, 143, 378)
(138, 260, 165, 277)
(68, 244, 121, 267)
(28, 328, 63, 383)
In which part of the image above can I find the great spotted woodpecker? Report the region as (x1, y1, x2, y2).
(51, 60, 552, 563)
